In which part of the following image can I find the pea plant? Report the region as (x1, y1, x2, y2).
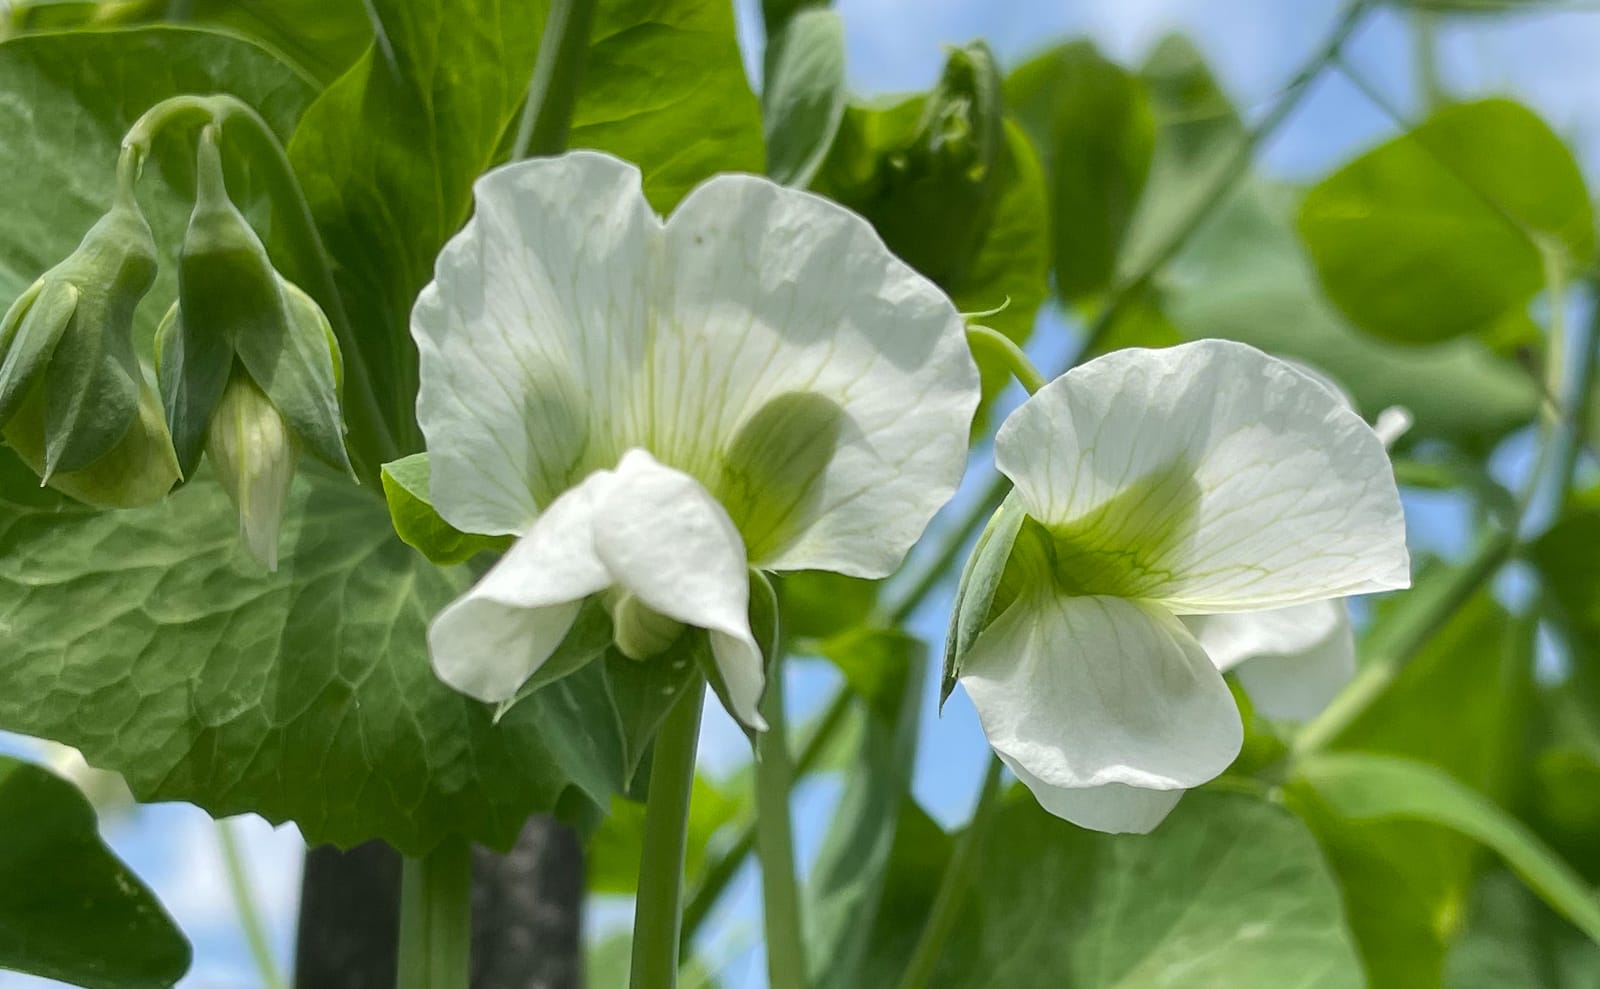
(0, 0, 1597, 987)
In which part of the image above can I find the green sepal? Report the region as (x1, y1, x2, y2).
(941, 491, 1026, 706)
(154, 302, 233, 478)
(492, 597, 616, 722)
(380, 452, 511, 565)
(239, 276, 351, 476)
(0, 279, 75, 426)
(2, 376, 180, 509)
(36, 203, 158, 476)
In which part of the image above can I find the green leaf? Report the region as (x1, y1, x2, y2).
(817, 628, 919, 723)
(1292, 586, 1533, 988)
(568, 0, 765, 212)
(380, 452, 509, 566)
(1296, 752, 1600, 944)
(605, 645, 702, 789)
(1445, 869, 1600, 989)
(926, 791, 1363, 988)
(1154, 181, 1541, 450)
(0, 27, 315, 334)
(287, 0, 545, 453)
(805, 635, 924, 989)
(761, 7, 847, 187)
(1116, 34, 1245, 287)
(1299, 98, 1592, 344)
(0, 458, 608, 853)
(289, 0, 762, 455)
(7, 0, 373, 83)
(1533, 491, 1600, 703)
(778, 570, 878, 641)
(1005, 40, 1154, 301)
(0, 755, 191, 988)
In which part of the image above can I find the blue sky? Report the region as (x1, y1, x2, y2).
(8, 1, 1600, 986)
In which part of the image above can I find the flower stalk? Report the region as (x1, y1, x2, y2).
(396, 838, 473, 989)
(754, 651, 809, 989)
(631, 679, 707, 989)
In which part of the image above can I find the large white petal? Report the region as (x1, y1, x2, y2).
(960, 591, 1242, 807)
(1188, 602, 1357, 721)
(1000, 755, 1185, 834)
(413, 152, 658, 535)
(428, 471, 616, 702)
(660, 175, 979, 576)
(995, 339, 1409, 612)
(594, 450, 768, 730)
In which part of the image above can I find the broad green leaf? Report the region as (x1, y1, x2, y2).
(805, 636, 923, 989)
(1533, 491, 1600, 703)
(1156, 182, 1540, 450)
(779, 570, 878, 641)
(0, 457, 606, 853)
(1006, 40, 1154, 301)
(1299, 99, 1592, 344)
(1293, 586, 1532, 988)
(1117, 34, 1245, 286)
(4, 1, 371, 82)
(380, 452, 509, 566)
(928, 791, 1363, 988)
(1445, 870, 1600, 989)
(0, 28, 314, 332)
(568, 0, 765, 211)
(1296, 752, 1600, 944)
(289, 0, 762, 458)
(287, 0, 545, 454)
(0, 755, 190, 988)
(761, 7, 847, 187)
(817, 627, 919, 723)
(854, 800, 954, 989)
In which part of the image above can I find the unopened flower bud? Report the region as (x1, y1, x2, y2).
(159, 125, 349, 481)
(206, 375, 296, 571)
(0, 187, 178, 505)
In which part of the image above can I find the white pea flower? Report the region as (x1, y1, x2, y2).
(412, 152, 980, 729)
(955, 340, 1409, 834)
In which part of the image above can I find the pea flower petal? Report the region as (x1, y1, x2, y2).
(1184, 601, 1356, 722)
(961, 591, 1242, 797)
(994, 339, 1409, 613)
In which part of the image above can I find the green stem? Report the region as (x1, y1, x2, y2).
(216, 818, 286, 989)
(513, 0, 598, 159)
(754, 652, 809, 989)
(966, 325, 1046, 395)
(120, 94, 398, 481)
(396, 838, 473, 989)
(631, 679, 707, 989)
(895, 758, 1005, 989)
(681, 688, 850, 946)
